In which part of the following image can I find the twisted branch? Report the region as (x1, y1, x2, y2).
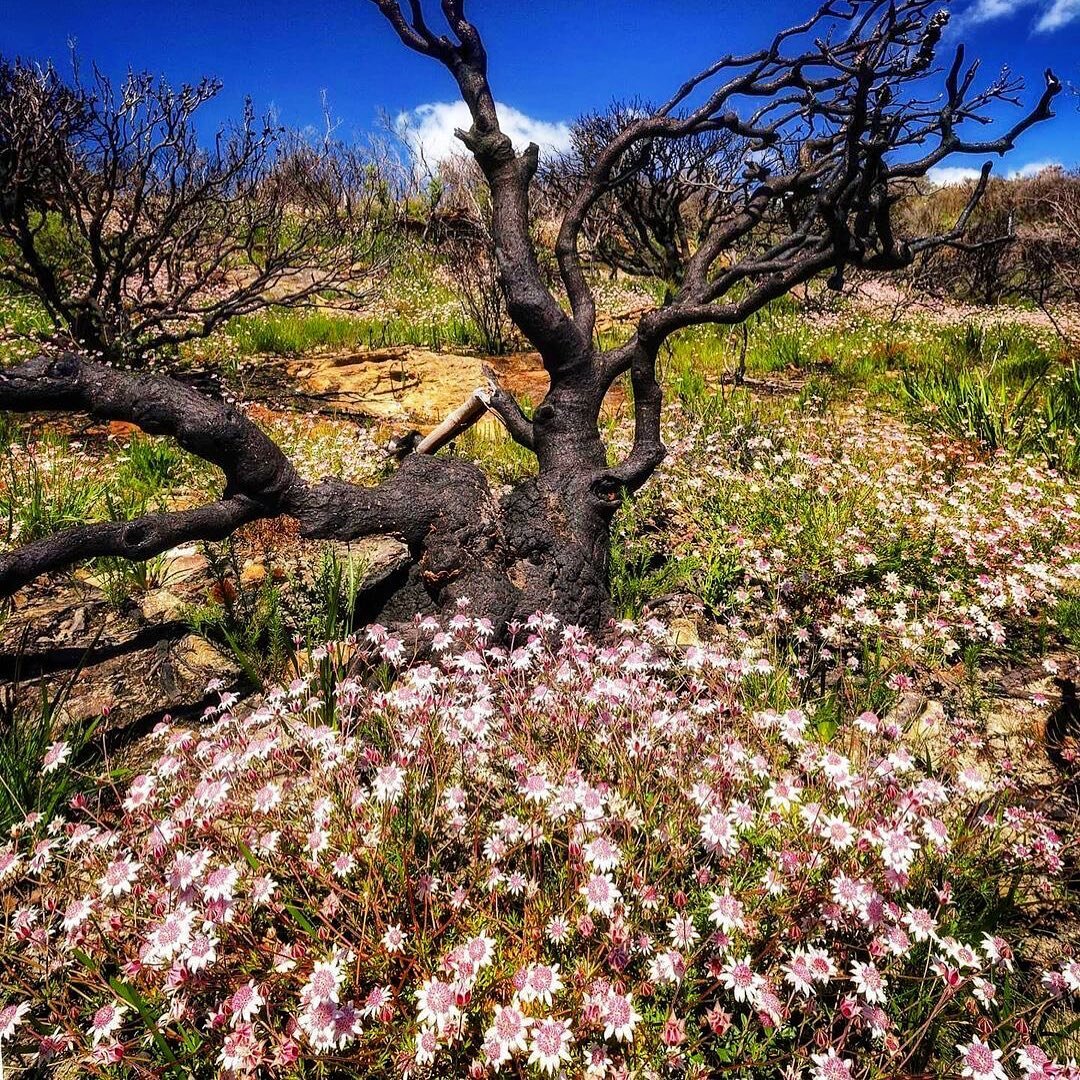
(0, 353, 496, 599)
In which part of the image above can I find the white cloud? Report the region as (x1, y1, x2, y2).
(926, 159, 1062, 185)
(956, 0, 1080, 30)
(395, 100, 571, 168)
(1009, 159, 1062, 178)
(926, 165, 986, 186)
(1034, 0, 1080, 30)
(962, 0, 1031, 21)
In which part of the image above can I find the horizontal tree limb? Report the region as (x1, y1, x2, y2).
(0, 353, 300, 508)
(0, 352, 508, 599)
(0, 499, 265, 598)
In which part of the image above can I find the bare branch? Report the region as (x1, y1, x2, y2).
(0, 58, 394, 364)
(368, 0, 593, 377)
(0, 353, 502, 598)
(481, 364, 535, 451)
(414, 390, 488, 455)
(0, 499, 263, 598)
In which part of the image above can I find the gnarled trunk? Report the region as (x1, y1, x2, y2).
(356, 378, 618, 633)
(362, 469, 616, 633)
(0, 352, 622, 635)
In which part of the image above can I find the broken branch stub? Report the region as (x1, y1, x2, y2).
(414, 389, 490, 455)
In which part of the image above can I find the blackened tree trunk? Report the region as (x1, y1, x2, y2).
(0, 0, 1059, 634)
(0, 349, 627, 631)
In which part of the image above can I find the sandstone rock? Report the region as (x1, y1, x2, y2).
(171, 635, 241, 688)
(158, 544, 209, 585)
(668, 616, 702, 648)
(139, 588, 187, 622)
(289, 346, 552, 425)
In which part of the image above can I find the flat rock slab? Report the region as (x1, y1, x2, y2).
(287, 345, 627, 429)
(290, 347, 551, 425)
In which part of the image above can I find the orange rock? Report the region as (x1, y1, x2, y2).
(240, 562, 267, 586)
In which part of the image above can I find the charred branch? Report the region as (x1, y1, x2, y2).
(0, 499, 263, 598)
(480, 364, 535, 451)
(370, 1, 591, 375)
(0, 353, 498, 600)
(0, 58, 393, 364)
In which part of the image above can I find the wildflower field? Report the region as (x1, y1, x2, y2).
(2, 291, 1080, 1078)
(3, 0, 1080, 1071)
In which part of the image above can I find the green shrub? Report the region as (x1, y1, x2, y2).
(182, 542, 290, 689)
(899, 364, 1036, 453)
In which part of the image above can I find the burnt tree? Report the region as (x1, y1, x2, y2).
(0, 59, 389, 364)
(0, 0, 1060, 632)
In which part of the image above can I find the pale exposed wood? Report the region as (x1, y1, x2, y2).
(414, 389, 490, 455)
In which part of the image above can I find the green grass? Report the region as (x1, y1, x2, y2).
(225, 306, 489, 356)
(0, 412, 20, 455)
(181, 540, 383, 690)
(609, 388, 766, 617)
(899, 364, 1038, 454)
(0, 429, 200, 556)
(117, 435, 184, 494)
(1055, 594, 1080, 650)
(181, 541, 291, 690)
(0, 663, 99, 835)
(449, 412, 538, 484)
(650, 304, 1074, 476)
(296, 544, 372, 646)
(1039, 360, 1080, 474)
(1, 434, 107, 545)
(0, 286, 54, 365)
(609, 500, 701, 621)
(100, 434, 190, 522)
(92, 554, 171, 606)
(0, 427, 213, 614)
(900, 345, 1080, 473)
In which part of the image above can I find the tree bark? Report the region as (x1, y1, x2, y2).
(364, 469, 616, 632)
(0, 352, 619, 633)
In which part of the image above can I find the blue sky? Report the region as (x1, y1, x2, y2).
(4, 1, 1079, 181)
